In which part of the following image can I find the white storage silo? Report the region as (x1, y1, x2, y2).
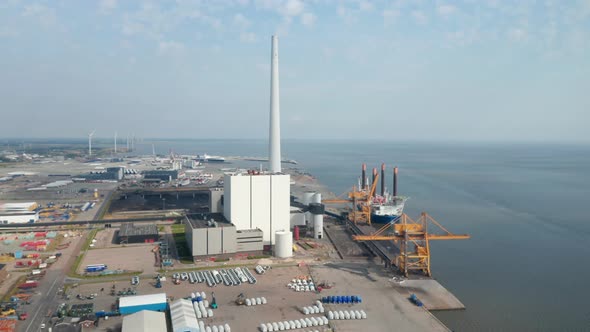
(302, 192, 315, 206)
(311, 193, 321, 204)
(275, 231, 293, 258)
(313, 213, 323, 239)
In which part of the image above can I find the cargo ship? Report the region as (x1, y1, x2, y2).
(196, 154, 225, 163)
(371, 195, 407, 223)
(366, 163, 407, 224)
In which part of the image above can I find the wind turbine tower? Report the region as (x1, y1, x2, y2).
(88, 130, 96, 157)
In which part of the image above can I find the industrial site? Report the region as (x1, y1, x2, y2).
(0, 36, 469, 332)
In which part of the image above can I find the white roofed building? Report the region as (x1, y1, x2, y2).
(122, 310, 167, 332)
(169, 299, 199, 332)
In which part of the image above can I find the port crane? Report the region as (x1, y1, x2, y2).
(353, 212, 470, 277)
(322, 165, 380, 225)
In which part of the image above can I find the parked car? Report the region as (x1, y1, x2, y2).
(180, 272, 188, 280)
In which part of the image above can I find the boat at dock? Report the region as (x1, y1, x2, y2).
(371, 195, 407, 223)
(196, 153, 225, 163)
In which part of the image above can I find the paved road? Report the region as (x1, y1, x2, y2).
(19, 234, 85, 332)
(21, 270, 62, 332)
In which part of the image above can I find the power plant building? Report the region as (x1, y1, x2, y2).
(184, 214, 263, 260)
(223, 173, 290, 245)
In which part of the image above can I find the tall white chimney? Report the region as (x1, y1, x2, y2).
(269, 35, 281, 173)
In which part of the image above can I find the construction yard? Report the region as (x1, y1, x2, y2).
(62, 261, 450, 332)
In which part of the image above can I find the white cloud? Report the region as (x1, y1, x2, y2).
(158, 40, 185, 55)
(382, 9, 399, 26)
(437, 4, 456, 17)
(411, 10, 428, 25)
(22, 4, 57, 27)
(240, 32, 257, 43)
(301, 12, 316, 27)
(508, 28, 527, 41)
(99, 0, 117, 12)
(233, 13, 250, 28)
(282, 0, 305, 16)
(358, 0, 374, 12)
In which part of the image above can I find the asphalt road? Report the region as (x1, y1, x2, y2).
(19, 232, 85, 332)
(21, 270, 62, 332)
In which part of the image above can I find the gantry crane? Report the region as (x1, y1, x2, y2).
(323, 164, 380, 225)
(353, 212, 470, 277)
(322, 174, 379, 225)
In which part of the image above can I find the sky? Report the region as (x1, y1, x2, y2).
(0, 0, 589, 142)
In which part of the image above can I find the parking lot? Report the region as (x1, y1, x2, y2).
(79, 245, 158, 275)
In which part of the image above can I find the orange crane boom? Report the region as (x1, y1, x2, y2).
(352, 212, 470, 276)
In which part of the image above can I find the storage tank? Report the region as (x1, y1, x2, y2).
(311, 193, 321, 204)
(313, 213, 323, 239)
(274, 231, 293, 258)
(302, 191, 315, 206)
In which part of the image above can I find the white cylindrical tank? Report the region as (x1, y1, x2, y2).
(275, 231, 293, 258)
(302, 192, 315, 206)
(267, 323, 273, 332)
(224, 324, 231, 332)
(313, 213, 323, 239)
(312, 193, 321, 204)
(260, 323, 268, 332)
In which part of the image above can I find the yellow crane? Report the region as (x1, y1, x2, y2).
(323, 167, 380, 225)
(353, 212, 470, 277)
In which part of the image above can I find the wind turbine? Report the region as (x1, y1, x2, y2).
(88, 130, 96, 157)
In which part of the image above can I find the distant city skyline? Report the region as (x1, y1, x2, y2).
(0, 1, 589, 142)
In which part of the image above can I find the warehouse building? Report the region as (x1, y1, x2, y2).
(223, 173, 290, 245)
(122, 310, 167, 332)
(119, 293, 167, 315)
(80, 167, 124, 181)
(143, 170, 180, 182)
(0, 202, 39, 224)
(170, 299, 199, 332)
(118, 223, 159, 244)
(184, 214, 263, 260)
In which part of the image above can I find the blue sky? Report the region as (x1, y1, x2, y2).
(0, 0, 589, 142)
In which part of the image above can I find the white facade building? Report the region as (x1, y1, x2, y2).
(122, 310, 167, 332)
(223, 173, 290, 245)
(0, 213, 39, 224)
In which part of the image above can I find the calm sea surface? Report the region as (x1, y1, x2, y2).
(133, 139, 590, 331)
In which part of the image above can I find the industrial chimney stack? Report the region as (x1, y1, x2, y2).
(269, 35, 282, 173)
